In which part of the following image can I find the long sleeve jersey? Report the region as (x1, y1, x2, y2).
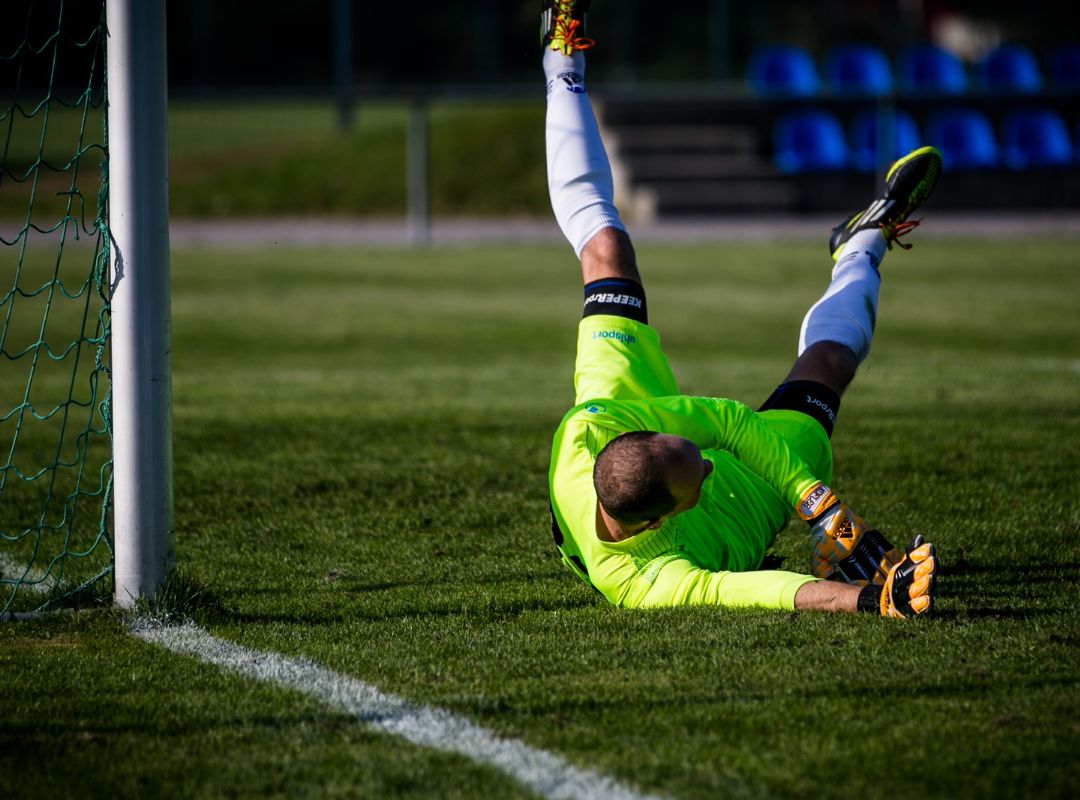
(548, 395, 827, 609)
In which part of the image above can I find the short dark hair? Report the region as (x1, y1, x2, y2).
(593, 431, 677, 524)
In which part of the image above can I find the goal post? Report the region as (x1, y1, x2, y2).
(0, 0, 173, 616)
(106, 0, 174, 607)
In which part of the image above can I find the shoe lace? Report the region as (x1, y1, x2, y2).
(881, 218, 921, 250)
(552, 4, 595, 52)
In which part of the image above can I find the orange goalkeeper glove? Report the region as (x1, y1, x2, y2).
(797, 482, 902, 586)
(856, 535, 937, 618)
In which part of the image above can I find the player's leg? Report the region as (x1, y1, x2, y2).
(761, 145, 944, 429)
(543, 1, 677, 404)
(542, 1, 641, 291)
(761, 147, 943, 590)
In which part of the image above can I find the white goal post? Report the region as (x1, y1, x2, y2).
(106, 0, 174, 606)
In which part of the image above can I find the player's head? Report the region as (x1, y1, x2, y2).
(593, 432, 713, 531)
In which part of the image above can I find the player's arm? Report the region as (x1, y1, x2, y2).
(794, 579, 859, 612)
(625, 557, 816, 610)
(623, 395, 821, 505)
(616, 397, 916, 588)
(627, 544, 935, 617)
(794, 536, 937, 617)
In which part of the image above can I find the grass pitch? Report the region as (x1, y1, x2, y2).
(2, 236, 1079, 798)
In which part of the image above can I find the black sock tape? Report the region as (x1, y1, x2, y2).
(758, 380, 841, 437)
(583, 278, 648, 324)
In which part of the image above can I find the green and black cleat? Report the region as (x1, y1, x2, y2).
(829, 145, 943, 260)
(541, 0, 594, 55)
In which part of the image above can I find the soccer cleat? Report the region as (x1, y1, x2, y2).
(541, 0, 595, 56)
(829, 145, 943, 260)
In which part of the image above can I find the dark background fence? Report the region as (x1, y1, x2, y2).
(6, 1, 1078, 218)
(11, 1, 1077, 94)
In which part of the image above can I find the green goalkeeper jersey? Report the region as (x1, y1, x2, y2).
(548, 396, 829, 609)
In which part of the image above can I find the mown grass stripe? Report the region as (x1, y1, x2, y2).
(133, 622, 665, 800)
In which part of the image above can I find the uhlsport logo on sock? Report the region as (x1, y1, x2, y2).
(803, 394, 837, 424)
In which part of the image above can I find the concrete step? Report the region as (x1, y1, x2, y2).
(619, 153, 780, 180)
(649, 180, 801, 214)
(611, 124, 758, 154)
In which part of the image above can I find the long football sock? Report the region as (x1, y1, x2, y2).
(544, 49, 626, 257)
(799, 230, 887, 363)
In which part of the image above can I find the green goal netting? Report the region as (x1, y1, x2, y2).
(1, 1, 112, 616)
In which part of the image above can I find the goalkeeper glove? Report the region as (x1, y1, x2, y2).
(797, 482, 901, 586)
(856, 535, 937, 618)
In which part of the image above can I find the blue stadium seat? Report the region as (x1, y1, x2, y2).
(773, 110, 849, 172)
(849, 109, 921, 172)
(747, 45, 820, 96)
(1000, 109, 1073, 169)
(1048, 45, 1080, 89)
(925, 108, 999, 168)
(823, 45, 894, 95)
(897, 44, 968, 94)
(975, 44, 1043, 93)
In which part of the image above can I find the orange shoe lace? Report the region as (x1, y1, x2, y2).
(550, 5, 595, 54)
(882, 218, 921, 250)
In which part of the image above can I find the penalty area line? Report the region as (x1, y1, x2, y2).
(133, 621, 666, 800)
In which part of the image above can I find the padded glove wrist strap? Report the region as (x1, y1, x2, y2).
(857, 584, 883, 614)
(797, 482, 839, 522)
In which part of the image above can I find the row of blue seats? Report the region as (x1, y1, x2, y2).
(774, 106, 1077, 172)
(750, 42, 1080, 96)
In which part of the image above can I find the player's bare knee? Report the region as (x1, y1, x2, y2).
(812, 341, 859, 377)
(580, 227, 640, 285)
(787, 341, 859, 395)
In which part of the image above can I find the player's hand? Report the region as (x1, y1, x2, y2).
(877, 535, 936, 618)
(796, 483, 901, 586)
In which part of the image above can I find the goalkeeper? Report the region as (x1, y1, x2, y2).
(542, 1, 939, 618)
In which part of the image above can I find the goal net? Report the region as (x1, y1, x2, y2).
(1, 1, 112, 616)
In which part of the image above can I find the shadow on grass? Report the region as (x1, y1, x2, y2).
(935, 556, 1080, 620)
(0, 709, 359, 752)
(934, 607, 1062, 622)
(941, 558, 1080, 583)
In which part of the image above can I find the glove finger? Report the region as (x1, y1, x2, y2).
(909, 594, 932, 615)
(911, 559, 937, 604)
(907, 534, 925, 551)
(910, 542, 934, 562)
(842, 545, 883, 584)
(910, 573, 932, 596)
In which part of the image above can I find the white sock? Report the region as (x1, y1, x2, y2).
(798, 230, 888, 363)
(544, 49, 626, 257)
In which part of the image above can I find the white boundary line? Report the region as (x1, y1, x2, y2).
(0, 553, 57, 595)
(133, 622, 666, 800)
